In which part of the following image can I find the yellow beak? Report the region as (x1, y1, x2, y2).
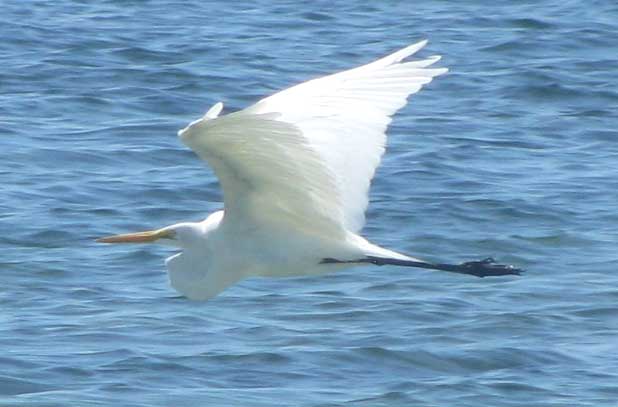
(96, 228, 174, 244)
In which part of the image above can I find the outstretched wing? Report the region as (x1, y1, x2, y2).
(180, 111, 344, 238)
(180, 40, 447, 237)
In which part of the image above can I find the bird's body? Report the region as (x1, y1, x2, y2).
(99, 40, 521, 300)
(163, 210, 408, 300)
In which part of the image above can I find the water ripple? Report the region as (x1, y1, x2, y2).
(2, 0, 617, 406)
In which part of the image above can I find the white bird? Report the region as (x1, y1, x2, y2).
(98, 40, 521, 300)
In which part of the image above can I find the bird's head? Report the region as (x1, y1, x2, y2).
(97, 222, 204, 249)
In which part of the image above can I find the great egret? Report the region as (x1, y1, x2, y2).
(98, 40, 522, 300)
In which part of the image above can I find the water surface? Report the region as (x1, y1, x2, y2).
(2, 1, 617, 405)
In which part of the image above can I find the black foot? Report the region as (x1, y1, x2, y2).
(456, 257, 523, 278)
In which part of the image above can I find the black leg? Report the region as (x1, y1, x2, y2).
(321, 256, 523, 278)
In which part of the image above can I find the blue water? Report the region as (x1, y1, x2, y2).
(2, 1, 618, 405)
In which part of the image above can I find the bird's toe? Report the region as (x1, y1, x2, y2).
(460, 258, 523, 278)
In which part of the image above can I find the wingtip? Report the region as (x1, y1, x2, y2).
(402, 39, 428, 57)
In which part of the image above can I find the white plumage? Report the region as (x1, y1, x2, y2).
(98, 40, 521, 300)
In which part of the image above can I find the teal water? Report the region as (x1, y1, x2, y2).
(2, 1, 618, 405)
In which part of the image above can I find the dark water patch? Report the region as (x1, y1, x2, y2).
(300, 11, 335, 21)
(204, 351, 291, 365)
(507, 18, 554, 30)
(0, 357, 42, 371)
(43, 365, 95, 378)
(110, 46, 185, 64)
(572, 306, 618, 319)
(0, 376, 54, 396)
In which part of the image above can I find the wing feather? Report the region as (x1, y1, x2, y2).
(248, 40, 447, 231)
(180, 112, 344, 237)
(180, 40, 447, 235)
